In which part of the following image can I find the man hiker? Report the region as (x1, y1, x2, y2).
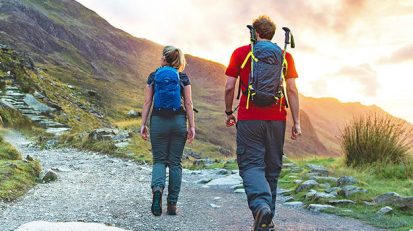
(224, 15, 301, 230)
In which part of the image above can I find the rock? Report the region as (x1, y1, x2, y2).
(183, 149, 202, 160)
(376, 206, 393, 215)
(337, 176, 357, 186)
(87, 90, 98, 97)
(114, 142, 129, 148)
(278, 189, 293, 196)
(234, 188, 246, 193)
(363, 201, 376, 206)
(89, 128, 119, 141)
(328, 199, 356, 205)
(296, 180, 319, 192)
(193, 159, 213, 167)
(195, 178, 212, 184)
(210, 203, 221, 208)
(213, 197, 221, 200)
(306, 164, 329, 176)
(25, 155, 34, 161)
(306, 190, 318, 199)
(217, 169, 229, 175)
(283, 196, 295, 202)
(325, 187, 341, 194)
(309, 176, 338, 184)
(218, 147, 232, 156)
(230, 184, 244, 190)
(67, 85, 75, 89)
(284, 201, 304, 207)
(373, 192, 413, 209)
(314, 192, 336, 200)
(338, 185, 368, 197)
(33, 91, 45, 99)
(127, 110, 140, 118)
(15, 221, 128, 231)
(206, 174, 242, 186)
(51, 166, 72, 172)
(319, 183, 331, 188)
(42, 170, 58, 183)
(293, 180, 303, 184)
(308, 204, 335, 213)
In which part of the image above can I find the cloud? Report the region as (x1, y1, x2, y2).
(330, 64, 379, 97)
(378, 44, 413, 64)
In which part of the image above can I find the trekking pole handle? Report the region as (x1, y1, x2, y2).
(282, 27, 291, 45)
(247, 25, 256, 43)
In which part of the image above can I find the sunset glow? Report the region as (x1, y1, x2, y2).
(77, 0, 413, 123)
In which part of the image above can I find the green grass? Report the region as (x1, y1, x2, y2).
(0, 132, 41, 201)
(279, 156, 413, 230)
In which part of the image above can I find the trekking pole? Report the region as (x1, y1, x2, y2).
(245, 25, 257, 109)
(278, 27, 295, 111)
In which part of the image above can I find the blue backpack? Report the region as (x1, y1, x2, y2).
(153, 66, 181, 111)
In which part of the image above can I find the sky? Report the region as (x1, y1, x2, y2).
(76, 0, 413, 123)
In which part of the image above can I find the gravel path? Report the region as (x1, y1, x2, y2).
(0, 131, 386, 231)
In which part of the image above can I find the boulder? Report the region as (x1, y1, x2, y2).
(306, 164, 329, 176)
(338, 185, 368, 197)
(42, 170, 58, 183)
(328, 199, 356, 205)
(127, 110, 140, 118)
(376, 206, 393, 215)
(308, 204, 335, 213)
(373, 192, 413, 209)
(284, 201, 304, 207)
(337, 176, 357, 186)
(296, 180, 319, 192)
(15, 221, 128, 231)
(89, 128, 119, 141)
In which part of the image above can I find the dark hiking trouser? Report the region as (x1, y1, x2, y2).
(236, 120, 286, 218)
(150, 114, 187, 203)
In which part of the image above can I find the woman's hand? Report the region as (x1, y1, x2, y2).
(187, 126, 195, 144)
(140, 125, 149, 140)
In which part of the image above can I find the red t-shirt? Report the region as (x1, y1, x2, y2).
(225, 44, 298, 121)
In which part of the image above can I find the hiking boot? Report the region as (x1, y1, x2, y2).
(151, 188, 163, 216)
(167, 202, 177, 215)
(253, 206, 273, 231)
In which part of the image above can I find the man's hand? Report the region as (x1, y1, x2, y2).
(291, 123, 302, 140)
(226, 114, 237, 127)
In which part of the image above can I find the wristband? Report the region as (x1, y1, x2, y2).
(225, 110, 233, 116)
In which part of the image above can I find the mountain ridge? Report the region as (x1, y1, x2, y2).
(0, 0, 406, 157)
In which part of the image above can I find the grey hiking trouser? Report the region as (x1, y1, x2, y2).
(236, 120, 286, 217)
(150, 114, 187, 203)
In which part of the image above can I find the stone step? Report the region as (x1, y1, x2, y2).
(5, 86, 20, 91)
(20, 109, 41, 115)
(6, 92, 25, 98)
(26, 115, 47, 122)
(45, 127, 71, 135)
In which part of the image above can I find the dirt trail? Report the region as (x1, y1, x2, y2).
(0, 131, 385, 231)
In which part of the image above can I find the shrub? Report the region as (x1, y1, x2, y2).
(340, 113, 412, 167)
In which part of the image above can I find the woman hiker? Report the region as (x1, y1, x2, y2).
(140, 45, 196, 216)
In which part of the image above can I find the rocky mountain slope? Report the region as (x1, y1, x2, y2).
(0, 0, 402, 157)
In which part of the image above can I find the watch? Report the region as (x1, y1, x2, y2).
(225, 110, 233, 116)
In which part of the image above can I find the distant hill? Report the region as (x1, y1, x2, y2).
(0, 0, 407, 157)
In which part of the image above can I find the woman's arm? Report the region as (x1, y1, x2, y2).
(140, 84, 153, 140)
(183, 85, 195, 143)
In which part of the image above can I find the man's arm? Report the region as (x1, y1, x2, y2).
(286, 78, 301, 140)
(224, 77, 237, 126)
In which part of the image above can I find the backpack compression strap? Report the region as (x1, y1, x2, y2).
(241, 51, 258, 109)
